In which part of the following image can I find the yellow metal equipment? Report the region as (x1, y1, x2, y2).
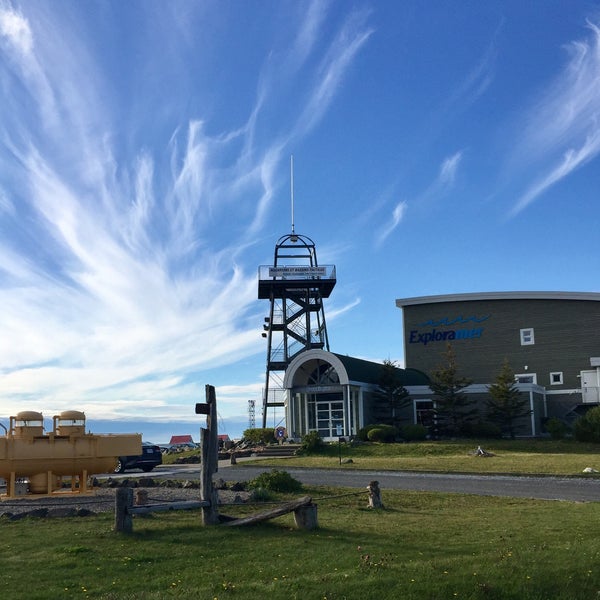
(0, 410, 141, 498)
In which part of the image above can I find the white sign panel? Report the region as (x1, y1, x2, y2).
(269, 266, 326, 277)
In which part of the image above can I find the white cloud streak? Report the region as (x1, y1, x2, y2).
(510, 20, 600, 215)
(376, 201, 408, 247)
(374, 150, 462, 247)
(439, 152, 463, 185)
(0, 3, 372, 427)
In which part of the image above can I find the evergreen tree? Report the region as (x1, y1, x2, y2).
(373, 359, 411, 427)
(429, 344, 476, 436)
(486, 360, 531, 439)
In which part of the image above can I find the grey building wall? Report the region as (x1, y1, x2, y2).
(399, 297, 600, 390)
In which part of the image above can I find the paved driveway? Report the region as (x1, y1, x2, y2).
(138, 463, 600, 502)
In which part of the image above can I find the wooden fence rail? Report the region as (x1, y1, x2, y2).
(113, 384, 320, 534)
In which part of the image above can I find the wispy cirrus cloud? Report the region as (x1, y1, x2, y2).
(374, 150, 462, 247)
(439, 151, 463, 185)
(375, 201, 408, 247)
(509, 19, 600, 216)
(0, 2, 372, 426)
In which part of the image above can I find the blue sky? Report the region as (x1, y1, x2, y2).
(1, 1, 599, 442)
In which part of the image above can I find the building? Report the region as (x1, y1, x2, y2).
(395, 291, 600, 436)
(283, 349, 428, 441)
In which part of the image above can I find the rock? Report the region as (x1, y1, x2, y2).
(138, 478, 157, 487)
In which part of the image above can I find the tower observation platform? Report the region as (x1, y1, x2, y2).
(259, 233, 336, 428)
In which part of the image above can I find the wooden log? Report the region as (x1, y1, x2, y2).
(224, 496, 313, 527)
(114, 487, 133, 533)
(294, 503, 318, 530)
(128, 500, 209, 515)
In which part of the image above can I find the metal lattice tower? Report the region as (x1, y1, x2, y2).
(258, 233, 336, 428)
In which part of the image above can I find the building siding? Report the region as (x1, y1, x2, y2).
(402, 298, 600, 389)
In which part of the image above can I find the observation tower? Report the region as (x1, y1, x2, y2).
(258, 232, 336, 428)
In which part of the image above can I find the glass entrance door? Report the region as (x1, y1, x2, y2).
(317, 399, 344, 438)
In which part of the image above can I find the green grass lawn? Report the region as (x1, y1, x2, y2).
(2, 486, 600, 599)
(4, 439, 600, 599)
(252, 439, 600, 476)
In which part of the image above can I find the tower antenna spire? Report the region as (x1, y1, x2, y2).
(290, 155, 295, 237)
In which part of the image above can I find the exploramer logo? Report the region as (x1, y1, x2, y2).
(409, 327, 484, 345)
(409, 315, 489, 345)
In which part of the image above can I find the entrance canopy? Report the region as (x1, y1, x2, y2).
(283, 349, 429, 440)
(284, 349, 428, 389)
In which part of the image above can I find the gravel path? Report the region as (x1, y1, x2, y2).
(0, 485, 247, 519)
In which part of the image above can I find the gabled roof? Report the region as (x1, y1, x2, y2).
(283, 349, 430, 388)
(170, 434, 194, 444)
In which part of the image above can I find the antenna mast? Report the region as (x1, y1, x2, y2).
(290, 155, 295, 236)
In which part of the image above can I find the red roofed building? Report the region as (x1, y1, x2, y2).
(169, 435, 194, 445)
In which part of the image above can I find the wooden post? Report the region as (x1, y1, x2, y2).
(367, 480, 384, 509)
(135, 489, 149, 505)
(200, 384, 220, 525)
(114, 487, 134, 533)
(294, 503, 318, 530)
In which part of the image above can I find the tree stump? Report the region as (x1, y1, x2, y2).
(135, 489, 148, 506)
(294, 503, 318, 530)
(230, 452, 237, 465)
(367, 480, 384, 509)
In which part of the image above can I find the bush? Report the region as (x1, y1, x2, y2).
(301, 430, 324, 453)
(248, 469, 303, 493)
(250, 487, 275, 502)
(242, 428, 275, 445)
(545, 417, 570, 440)
(573, 406, 600, 443)
(400, 424, 428, 441)
(357, 424, 379, 442)
(367, 424, 398, 443)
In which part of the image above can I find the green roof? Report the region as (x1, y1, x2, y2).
(332, 353, 429, 386)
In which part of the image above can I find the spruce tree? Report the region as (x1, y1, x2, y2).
(486, 360, 531, 438)
(429, 344, 476, 436)
(373, 359, 411, 427)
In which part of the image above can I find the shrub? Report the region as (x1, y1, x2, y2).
(400, 424, 428, 441)
(247, 469, 303, 493)
(242, 427, 275, 445)
(250, 487, 275, 502)
(574, 406, 600, 443)
(301, 430, 324, 453)
(367, 424, 398, 443)
(357, 424, 379, 442)
(545, 417, 570, 440)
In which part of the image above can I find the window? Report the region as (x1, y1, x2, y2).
(515, 373, 537, 384)
(415, 400, 435, 428)
(550, 372, 563, 385)
(520, 328, 535, 345)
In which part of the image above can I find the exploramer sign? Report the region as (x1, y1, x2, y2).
(409, 327, 484, 345)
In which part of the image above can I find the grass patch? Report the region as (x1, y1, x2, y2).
(1, 487, 600, 599)
(256, 439, 600, 476)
